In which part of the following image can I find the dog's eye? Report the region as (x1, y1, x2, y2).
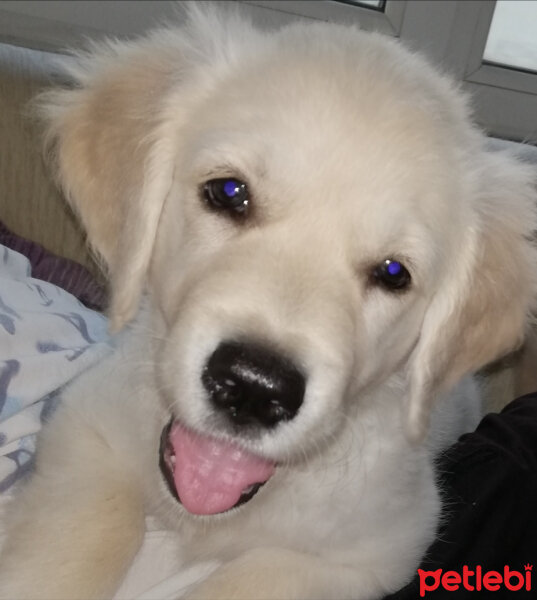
(372, 259, 411, 291)
(203, 178, 249, 216)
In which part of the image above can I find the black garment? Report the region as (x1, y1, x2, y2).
(385, 393, 537, 599)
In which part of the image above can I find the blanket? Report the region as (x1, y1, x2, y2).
(0, 244, 111, 492)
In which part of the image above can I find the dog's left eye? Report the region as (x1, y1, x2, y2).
(372, 259, 411, 291)
(202, 178, 249, 216)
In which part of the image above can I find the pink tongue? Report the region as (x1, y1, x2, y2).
(169, 423, 275, 515)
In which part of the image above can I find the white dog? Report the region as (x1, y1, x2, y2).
(1, 4, 536, 599)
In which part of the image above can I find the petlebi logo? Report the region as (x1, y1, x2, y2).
(418, 564, 532, 596)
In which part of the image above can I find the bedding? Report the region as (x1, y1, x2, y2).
(0, 220, 106, 311)
(0, 243, 113, 584)
(0, 244, 110, 493)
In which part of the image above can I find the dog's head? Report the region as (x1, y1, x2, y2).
(38, 5, 537, 514)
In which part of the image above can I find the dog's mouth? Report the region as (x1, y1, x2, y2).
(159, 420, 275, 515)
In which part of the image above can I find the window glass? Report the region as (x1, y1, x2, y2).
(483, 0, 537, 73)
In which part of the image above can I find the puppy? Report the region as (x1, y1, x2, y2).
(1, 5, 536, 599)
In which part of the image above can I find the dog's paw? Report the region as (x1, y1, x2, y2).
(184, 548, 312, 600)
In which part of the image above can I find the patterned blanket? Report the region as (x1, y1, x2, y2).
(0, 244, 111, 491)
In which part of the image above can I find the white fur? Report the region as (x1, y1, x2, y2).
(1, 5, 536, 599)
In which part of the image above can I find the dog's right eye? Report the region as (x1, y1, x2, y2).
(202, 178, 250, 217)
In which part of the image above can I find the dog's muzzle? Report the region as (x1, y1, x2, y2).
(159, 341, 307, 515)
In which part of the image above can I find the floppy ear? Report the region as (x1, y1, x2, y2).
(36, 38, 185, 331)
(36, 5, 254, 331)
(407, 151, 537, 441)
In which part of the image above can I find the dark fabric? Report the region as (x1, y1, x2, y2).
(0, 220, 107, 311)
(385, 393, 537, 598)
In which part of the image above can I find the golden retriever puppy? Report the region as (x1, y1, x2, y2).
(1, 4, 536, 599)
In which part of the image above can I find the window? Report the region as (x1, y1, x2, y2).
(343, 1, 384, 9)
(484, 1, 537, 73)
(247, 1, 404, 35)
(435, 1, 537, 141)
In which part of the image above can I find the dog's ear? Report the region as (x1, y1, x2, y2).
(36, 40, 183, 331)
(407, 151, 537, 441)
(36, 5, 253, 331)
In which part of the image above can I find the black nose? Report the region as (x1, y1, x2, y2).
(202, 341, 306, 428)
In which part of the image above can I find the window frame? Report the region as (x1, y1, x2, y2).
(246, 1, 406, 35)
(426, 1, 537, 141)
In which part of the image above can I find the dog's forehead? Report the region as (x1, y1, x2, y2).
(187, 60, 460, 218)
(174, 26, 472, 264)
(185, 31, 464, 197)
